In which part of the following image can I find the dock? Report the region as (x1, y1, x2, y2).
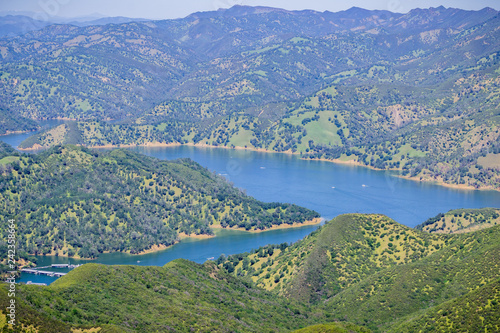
(20, 263, 82, 277)
(26, 281, 47, 286)
(21, 269, 67, 277)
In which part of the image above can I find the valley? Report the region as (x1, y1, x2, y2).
(0, 4, 499, 332)
(0, 6, 498, 190)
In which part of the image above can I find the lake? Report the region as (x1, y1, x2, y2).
(2, 127, 499, 284)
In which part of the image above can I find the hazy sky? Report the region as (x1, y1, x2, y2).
(1, 0, 499, 20)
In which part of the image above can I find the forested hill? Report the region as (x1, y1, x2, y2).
(0, 143, 319, 260)
(0, 259, 369, 333)
(1, 213, 497, 332)
(416, 207, 500, 233)
(6, 6, 500, 190)
(220, 213, 500, 332)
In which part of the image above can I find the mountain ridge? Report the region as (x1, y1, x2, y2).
(2, 212, 498, 332)
(2, 5, 500, 189)
(220, 213, 500, 331)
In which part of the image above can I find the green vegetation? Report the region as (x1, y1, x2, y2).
(221, 214, 500, 332)
(19, 122, 83, 149)
(222, 215, 447, 298)
(0, 106, 38, 135)
(0, 142, 17, 160)
(1, 259, 330, 332)
(0, 7, 497, 190)
(0, 144, 318, 259)
(1, 6, 499, 332)
(416, 207, 500, 234)
(2, 213, 498, 332)
(292, 322, 372, 333)
(390, 278, 500, 332)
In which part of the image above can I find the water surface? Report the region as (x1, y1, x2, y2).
(130, 145, 499, 226)
(2, 132, 498, 284)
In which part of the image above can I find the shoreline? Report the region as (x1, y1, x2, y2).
(178, 232, 216, 240)
(0, 129, 34, 136)
(18, 143, 45, 151)
(299, 157, 499, 192)
(304, 156, 398, 172)
(211, 217, 323, 233)
(36, 117, 78, 121)
(133, 243, 172, 255)
(18, 140, 499, 192)
(396, 174, 496, 191)
(1, 116, 79, 137)
(88, 141, 294, 155)
(23, 219, 323, 262)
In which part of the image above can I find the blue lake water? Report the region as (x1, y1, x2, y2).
(0, 119, 68, 149)
(2, 128, 499, 284)
(130, 145, 499, 226)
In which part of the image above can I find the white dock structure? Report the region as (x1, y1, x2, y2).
(21, 269, 67, 277)
(20, 264, 82, 278)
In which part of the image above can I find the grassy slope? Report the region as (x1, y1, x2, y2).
(416, 207, 500, 234)
(389, 278, 500, 332)
(225, 215, 448, 301)
(323, 224, 500, 331)
(292, 322, 372, 333)
(222, 214, 500, 332)
(1, 213, 498, 332)
(1, 259, 330, 333)
(18, 122, 83, 149)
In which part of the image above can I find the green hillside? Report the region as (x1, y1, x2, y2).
(221, 214, 500, 331)
(222, 215, 448, 299)
(1, 213, 498, 332)
(292, 322, 372, 333)
(0, 259, 332, 333)
(4, 7, 499, 190)
(322, 224, 500, 330)
(0, 106, 38, 136)
(0, 143, 318, 260)
(390, 278, 500, 332)
(416, 207, 500, 234)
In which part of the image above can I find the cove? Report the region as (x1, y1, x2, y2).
(0, 119, 69, 149)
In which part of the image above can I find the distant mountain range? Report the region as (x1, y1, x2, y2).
(1, 5, 499, 189)
(0, 14, 150, 38)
